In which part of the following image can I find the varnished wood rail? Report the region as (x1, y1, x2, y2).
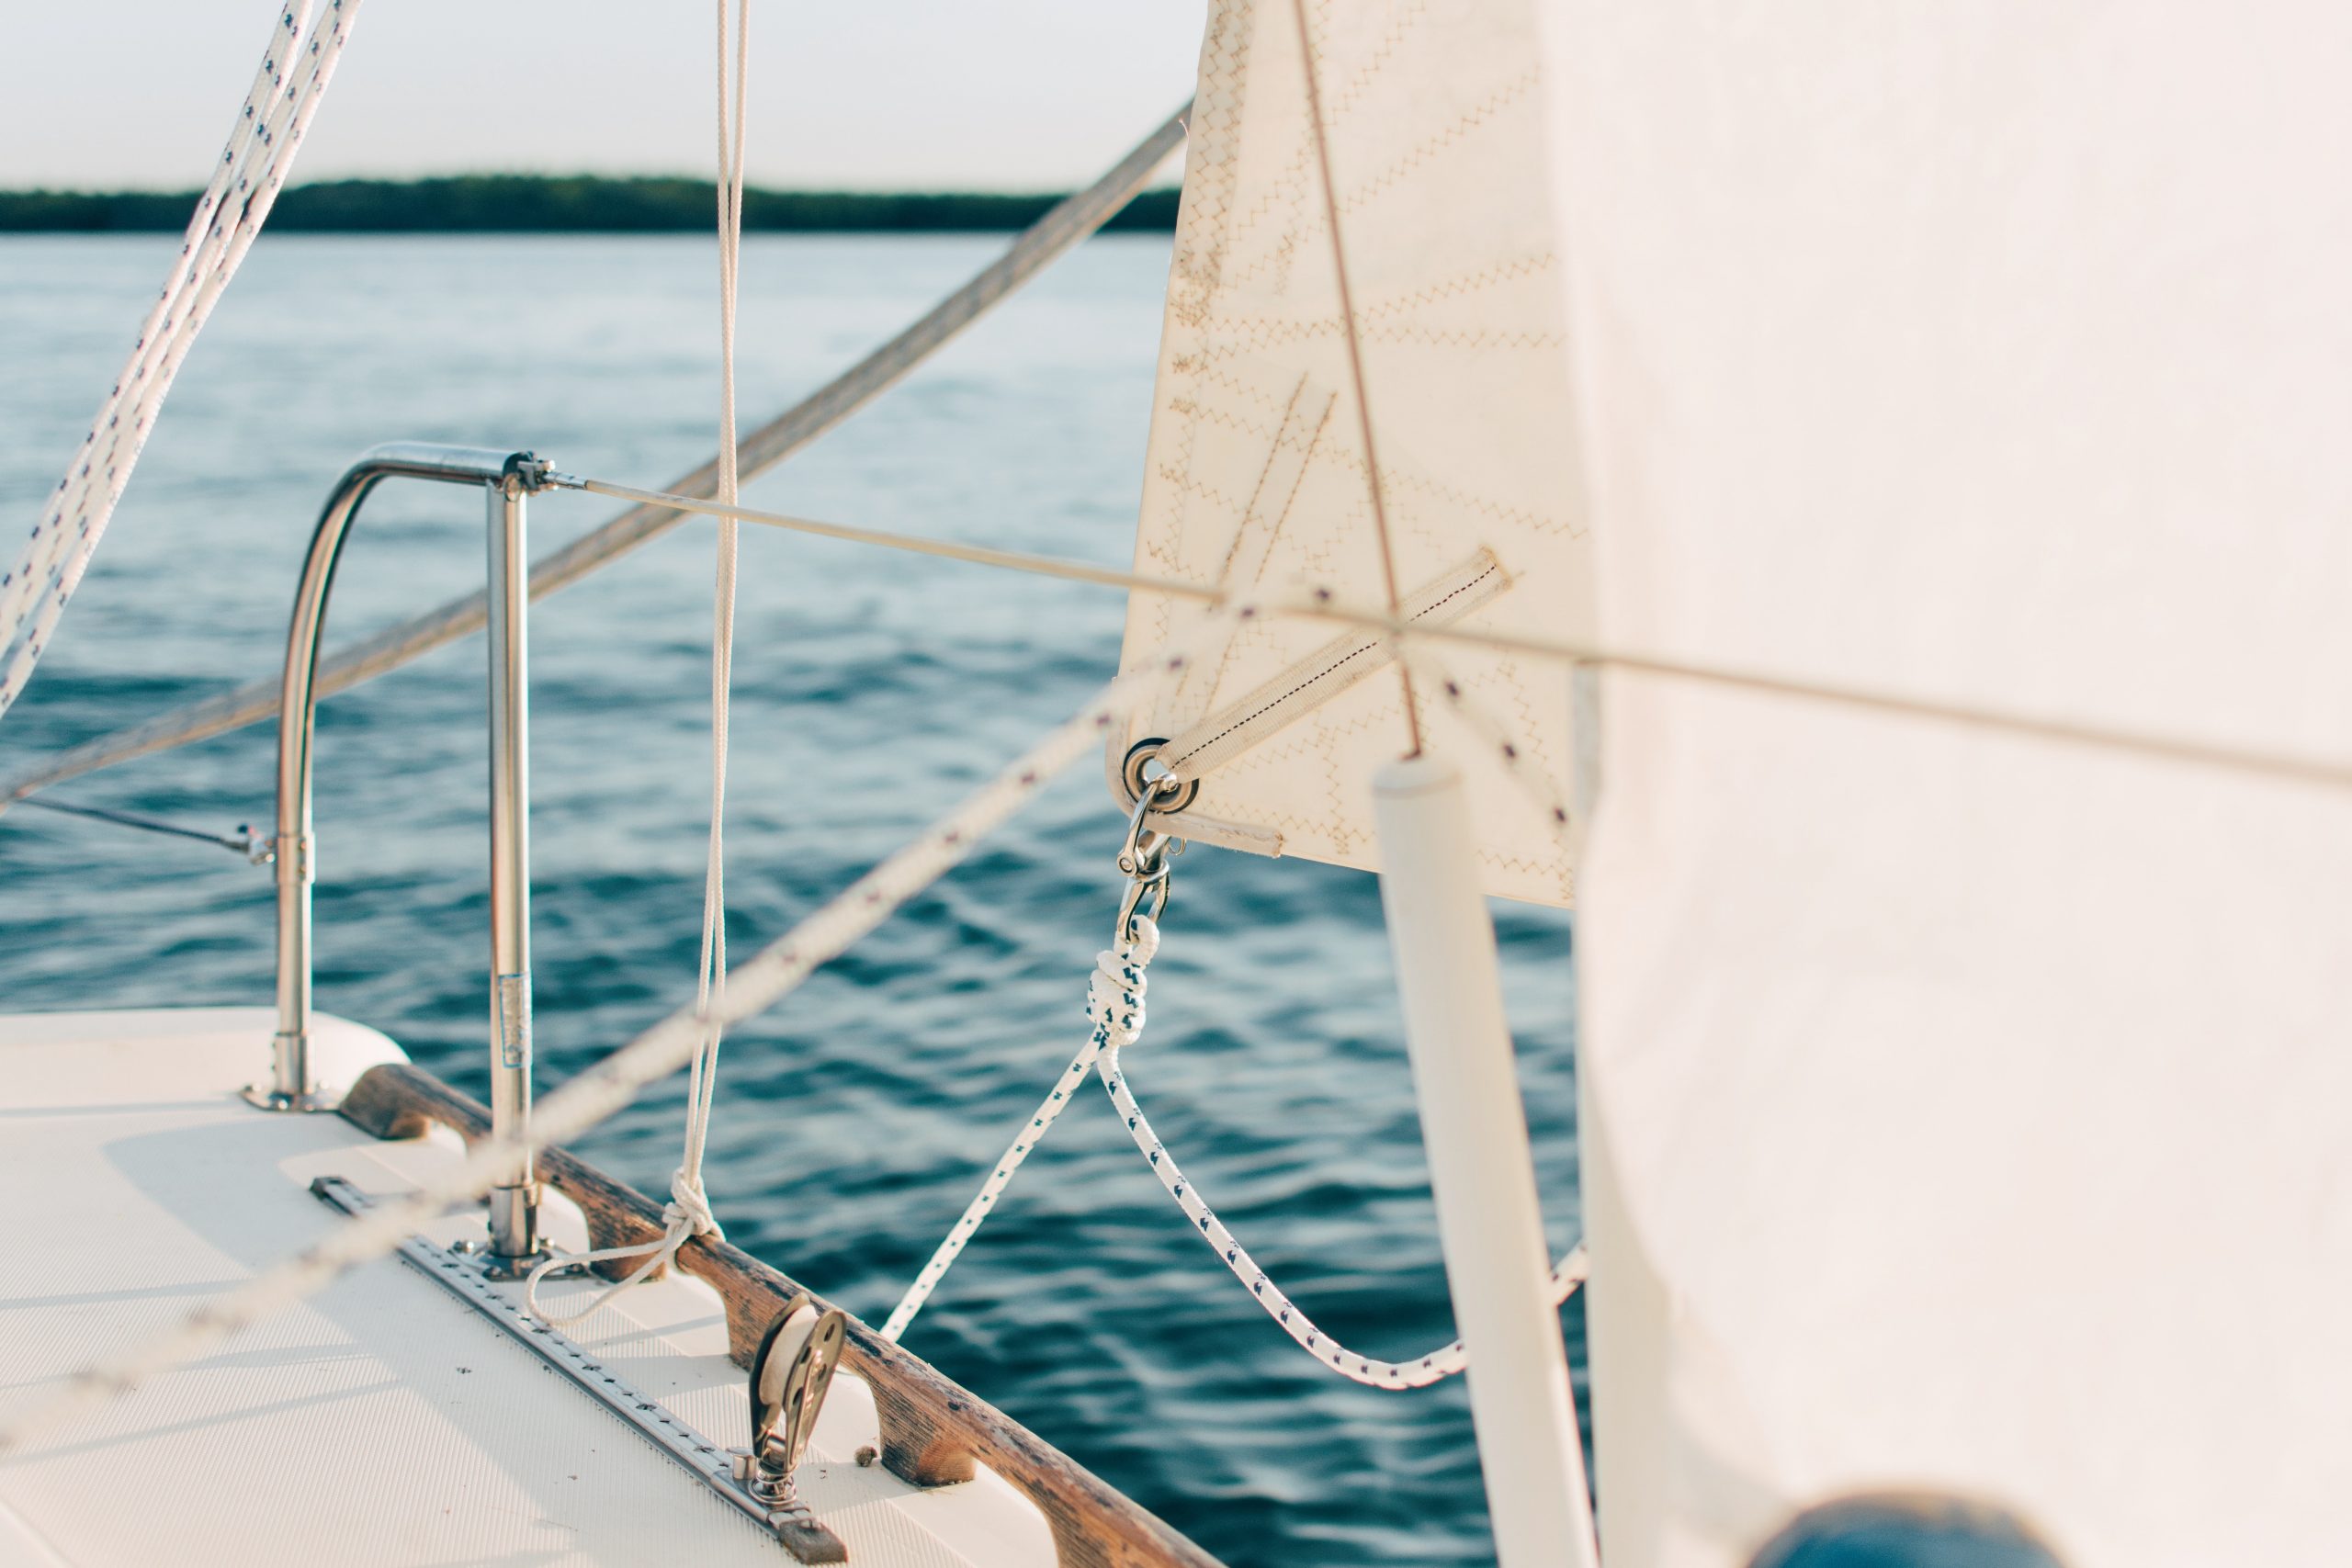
(340, 1062, 1222, 1568)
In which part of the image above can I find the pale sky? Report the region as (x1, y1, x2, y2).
(0, 2, 1204, 190)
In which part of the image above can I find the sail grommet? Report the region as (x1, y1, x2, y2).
(1119, 738, 1200, 814)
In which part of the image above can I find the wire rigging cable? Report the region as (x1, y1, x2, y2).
(528, 0, 752, 1325)
(10, 795, 265, 859)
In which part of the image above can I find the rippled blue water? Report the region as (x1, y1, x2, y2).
(0, 234, 1581, 1566)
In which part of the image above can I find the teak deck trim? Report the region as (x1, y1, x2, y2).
(339, 1063, 1222, 1568)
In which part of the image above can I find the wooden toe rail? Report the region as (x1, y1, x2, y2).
(341, 1062, 1221, 1568)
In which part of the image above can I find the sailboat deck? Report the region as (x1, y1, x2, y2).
(0, 1009, 1053, 1568)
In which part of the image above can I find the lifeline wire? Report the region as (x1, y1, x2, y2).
(533, 479, 2352, 801)
(12, 460, 2347, 810)
(0, 0, 363, 721)
(11, 795, 259, 859)
(527, 0, 752, 1325)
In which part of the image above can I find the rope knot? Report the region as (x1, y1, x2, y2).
(665, 1169, 723, 1241)
(1087, 914, 1159, 1048)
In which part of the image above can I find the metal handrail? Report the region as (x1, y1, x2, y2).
(248, 443, 555, 1266)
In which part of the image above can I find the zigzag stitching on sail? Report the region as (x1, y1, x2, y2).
(1323, 0, 1434, 120)
(1304, 448, 1584, 544)
(1218, 71, 1542, 292)
(1170, 356, 1309, 418)
(1168, 0, 1254, 321)
(1218, 1, 1435, 265)
(1161, 425, 1577, 547)
(1174, 379, 1336, 716)
(1196, 321, 1566, 351)
(1198, 252, 1560, 330)
(1162, 397, 1283, 440)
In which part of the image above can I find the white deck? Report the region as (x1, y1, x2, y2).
(0, 1009, 1053, 1568)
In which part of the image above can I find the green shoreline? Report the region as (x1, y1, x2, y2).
(0, 175, 1181, 234)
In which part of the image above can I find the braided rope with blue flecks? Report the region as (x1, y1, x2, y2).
(884, 910, 1589, 1388)
(1098, 1037, 1589, 1391)
(880, 916, 1164, 1341)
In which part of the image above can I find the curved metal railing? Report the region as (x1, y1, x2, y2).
(253, 442, 555, 1265)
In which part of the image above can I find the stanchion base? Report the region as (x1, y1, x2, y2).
(240, 1083, 343, 1113)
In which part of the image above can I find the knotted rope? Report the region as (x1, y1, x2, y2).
(525, 1168, 728, 1327)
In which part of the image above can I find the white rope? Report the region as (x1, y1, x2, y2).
(0, 0, 363, 721)
(523, 1167, 727, 1327)
(529, 0, 751, 1324)
(884, 908, 1588, 1388)
(881, 916, 1163, 1341)
(1101, 1033, 1588, 1390)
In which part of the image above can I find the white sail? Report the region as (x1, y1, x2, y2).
(1541, 6, 2352, 1565)
(1114, 0, 1588, 907)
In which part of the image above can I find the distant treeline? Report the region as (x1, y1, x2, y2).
(0, 175, 1183, 234)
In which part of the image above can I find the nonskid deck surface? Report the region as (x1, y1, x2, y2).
(0, 1009, 1052, 1568)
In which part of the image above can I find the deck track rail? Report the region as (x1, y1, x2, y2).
(339, 1061, 1224, 1568)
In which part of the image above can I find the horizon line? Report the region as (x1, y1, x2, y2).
(0, 175, 1184, 235)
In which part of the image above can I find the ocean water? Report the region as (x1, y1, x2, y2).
(0, 234, 1581, 1567)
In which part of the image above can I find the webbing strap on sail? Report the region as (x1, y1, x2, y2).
(1152, 548, 1510, 787)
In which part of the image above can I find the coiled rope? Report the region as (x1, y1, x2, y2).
(0, 0, 362, 722)
(884, 904, 1589, 1389)
(529, 0, 752, 1325)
